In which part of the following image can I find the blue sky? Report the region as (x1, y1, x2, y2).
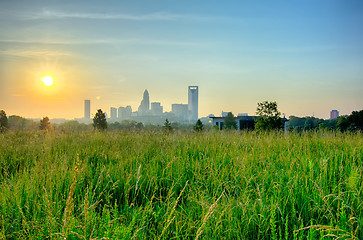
(1, 0, 362, 119)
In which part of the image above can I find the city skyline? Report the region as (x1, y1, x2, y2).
(84, 86, 199, 124)
(1, 1, 363, 119)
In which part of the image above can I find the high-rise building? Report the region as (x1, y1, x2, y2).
(110, 107, 117, 120)
(172, 104, 188, 120)
(138, 89, 150, 115)
(151, 102, 163, 115)
(84, 100, 90, 119)
(118, 106, 132, 120)
(188, 86, 198, 121)
(330, 110, 339, 120)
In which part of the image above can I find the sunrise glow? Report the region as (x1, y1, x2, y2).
(42, 76, 54, 87)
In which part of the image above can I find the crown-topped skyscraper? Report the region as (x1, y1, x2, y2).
(138, 89, 150, 115)
(188, 86, 198, 121)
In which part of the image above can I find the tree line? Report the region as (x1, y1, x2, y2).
(0, 109, 205, 133)
(1, 104, 362, 133)
(287, 110, 363, 132)
(92, 109, 204, 132)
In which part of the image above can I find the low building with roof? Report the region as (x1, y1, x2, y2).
(210, 115, 255, 130)
(210, 114, 288, 131)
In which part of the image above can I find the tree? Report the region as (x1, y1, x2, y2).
(0, 110, 9, 133)
(8, 115, 38, 131)
(212, 125, 219, 131)
(287, 115, 336, 131)
(163, 119, 173, 132)
(194, 119, 204, 132)
(348, 110, 363, 131)
(93, 109, 107, 131)
(39, 117, 51, 131)
(57, 120, 92, 133)
(255, 101, 283, 131)
(303, 117, 317, 131)
(337, 110, 363, 132)
(136, 122, 144, 130)
(224, 112, 237, 130)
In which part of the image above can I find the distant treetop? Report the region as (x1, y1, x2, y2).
(93, 109, 108, 131)
(0, 110, 9, 133)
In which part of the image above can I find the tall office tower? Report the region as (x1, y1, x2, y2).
(84, 100, 90, 119)
(172, 104, 189, 119)
(118, 106, 132, 120)
(118, 107, 125, 121)
(151, 102, 163, 115)
(110, 107, 117, 120)
(330, 110, 339, 120)
(125, 106, 132, 118)
(138, 89, 150, 115)
(188, 86, 198, 121)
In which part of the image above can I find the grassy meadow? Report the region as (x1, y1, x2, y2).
(0, 130, 362, 239)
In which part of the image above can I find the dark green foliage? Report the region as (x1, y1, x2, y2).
(39, 117, 51, 131)
(224, 112, 237, 130)
(303, 117, 318, 130)
(338, 110, 363, 132)
(349, 110, 363, 130)
(255, 101, 283, 131)
(0, 110, 9, 133)
(288, 110, 363, 132)
(256, 101, 280, 118)
(193, 119, 204, 132)
(136, 122, 144, 129)
(337, 116, 351, 131)
(163, 119, 173, 132)
(288, 116, 337, 131)
(93, 109, 107, 131)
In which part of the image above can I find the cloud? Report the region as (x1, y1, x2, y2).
(251, 45, 338, 53)
(0, 38, 127, 45)
(8, 8, 216, 22)
(0, 48, 71, 58)
(0, 38, 208, 48)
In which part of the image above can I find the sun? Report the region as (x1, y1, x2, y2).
(42, 76, 54, 87)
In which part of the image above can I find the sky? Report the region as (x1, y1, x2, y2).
(1, 0, 363, 119)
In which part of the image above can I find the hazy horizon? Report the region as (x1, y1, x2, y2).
(1, 0, 363, 119)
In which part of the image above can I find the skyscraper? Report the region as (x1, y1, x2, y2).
(172, 103, 189, 121)
(138, 89, 150, 115)
(118, 106, 132, 120)
(188, 86, 198, 121)
(330, 110, 339, 120)
(110, 107, 117, 120)
(151, 102, 163, 115)
(84, 100, 90, 119)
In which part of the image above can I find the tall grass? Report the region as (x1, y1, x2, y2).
(0, 130, 362, 239)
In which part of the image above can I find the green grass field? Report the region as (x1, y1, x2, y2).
(0, 131, 362, 239)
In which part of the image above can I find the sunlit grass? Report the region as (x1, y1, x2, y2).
(0, 130, 362, 239)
